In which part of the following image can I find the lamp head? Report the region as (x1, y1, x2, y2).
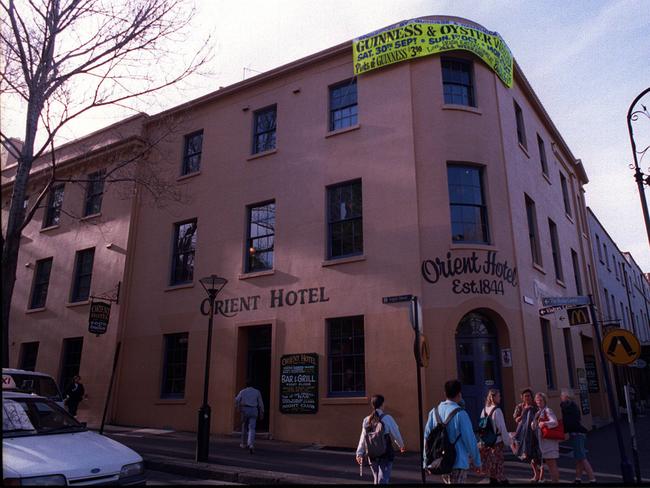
(199, 274, 227, 297)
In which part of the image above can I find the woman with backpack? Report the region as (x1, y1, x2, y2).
(355, 394, 405, 484)
(477, 389, 511, 484)
(531, 392, 561, 483)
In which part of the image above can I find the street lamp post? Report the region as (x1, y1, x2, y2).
(196, 274, 227, 463)
(626, 87, 650, 247)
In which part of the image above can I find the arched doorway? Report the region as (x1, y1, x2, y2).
(455, 312, 501, 426)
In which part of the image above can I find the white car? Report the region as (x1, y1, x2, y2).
(2, 368, 65, 408)
(3, 391, 145, 486)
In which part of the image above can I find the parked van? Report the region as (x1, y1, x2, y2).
(2, 368, 65, 407)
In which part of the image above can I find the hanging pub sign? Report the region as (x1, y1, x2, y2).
(88, 300, 111, 335)
(584, 356, 600, 393)
(280, 353, 318, 414)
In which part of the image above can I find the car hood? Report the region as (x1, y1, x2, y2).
(3, 430, 142, 480)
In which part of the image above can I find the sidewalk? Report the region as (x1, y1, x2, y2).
(103, 416, 650, 485)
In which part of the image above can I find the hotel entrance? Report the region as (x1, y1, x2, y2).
(236, 325, 272, 432)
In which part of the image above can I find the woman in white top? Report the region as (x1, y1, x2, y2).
(478, 389, 511, 484)
(355, 394, 405, 484)
(531, 392, 561, 483)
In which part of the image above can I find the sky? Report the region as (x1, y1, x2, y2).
(4, 0, 650, 269)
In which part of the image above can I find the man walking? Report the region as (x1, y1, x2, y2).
(235, 381, 265, 454)
(423, 379, 481, 484)
(64, 375, 85, 417)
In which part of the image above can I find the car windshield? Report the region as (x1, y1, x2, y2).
(3, 397, 84, 437)
(9, 374, 62, 401)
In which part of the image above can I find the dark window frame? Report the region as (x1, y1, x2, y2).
(161, 332, 189, 399)
(43, 184, 65, 228)
(540, 318, 556, 390)
(447, 164, 490, 244)
(560, 172, 572, 217)
(181, 130, 203, 175)
(525, 194, 542, 266)
(327, 179, 363, 259)
(59, 337, 83, 391)
(29, 257, 53, 309)
(537, 134, 548, 175)
(84, 170, 106, 217)
(548, 219, 564, 282)
(327, 315, 365, 397)
(514, 101, 527, 149)
(70, 248, 95, 303)
(563, 329, 576, 389)
(246, 201, 276, 273)
(170, 219, 197, 285)
(329, 78, 358, 131)
(252, 105, 277, 154)
(441, 58, 475, 107)
(19, 342, 39, 371)
(571, 249, 583, 295)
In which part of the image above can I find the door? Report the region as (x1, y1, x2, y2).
(246, 326, 271, 431)
(456, 313, 501, 427)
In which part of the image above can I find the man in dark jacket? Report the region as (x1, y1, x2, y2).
(560, 389, 596, 483)
(64, 375, 85, 417)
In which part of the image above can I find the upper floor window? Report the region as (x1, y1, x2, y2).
(328, 315, 365, 396)
(560, 172, 572, 217)
(329, 79, 358, 131)
(441, 58, 475, 106)
(540, 318, 556, 390)
(246, 201, 275, 272)
(161, 332, 189, 398)
(84, 170, 105, 216)
(170, 220, 197, 285)
(571, 249, 583, 295)
(448, 165, 489, 244)
(604, 244, 609, 269)
(327, 180, 363, 259)
(525, 194, 542, 266)
(71, 248, 94, 302)
(252, 105, 277, 154)
(548, 219, 564, 282)
(595, 234, 602, 261)
(514, 101, 527, 149)
(43, 184, 64, 228)
(182, 130, 203, 175)
(537, 134, 548, 175)
(29, 257, 53, 309)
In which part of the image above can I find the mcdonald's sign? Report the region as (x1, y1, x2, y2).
(567, 306, 591, 326)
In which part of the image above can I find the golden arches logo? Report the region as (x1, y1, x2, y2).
(567, 306, 590, 326)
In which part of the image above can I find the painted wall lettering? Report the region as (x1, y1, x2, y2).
(213, 287, 330, 318)
(421, 251, 517, 295)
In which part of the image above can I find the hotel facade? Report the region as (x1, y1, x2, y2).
(5, 16, 633, 448)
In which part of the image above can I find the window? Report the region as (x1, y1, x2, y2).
(252, 105, 277, 154)
(548, 219, 563, 281)
(29, 258, 53, 309)
(246, 201, 275, 272)
(84, 170, 105, 216)
(604, 244, 609, 269)
(595, 234, 602, 261)
(327, 180, 363, 258)
(525, 194, 542, 266)
(170, 220, 197, 285)
(161, 332, 189, 398)
(71, 248, 94, 302)
(540, 318, 555, 389)
(615, 258, 620, 280)
(329, 78, 358, 131)
(448, 165, 489, 243)
(611, 294, 616, 319)
(563, 329, 575, 389)
(604, 288, 610, 318)
(328, 315, 365, 396)
(537, 135, 548, 175)
(560, 172, 572, 217)
(43, 184, 64, 228)
(571, 249, 583, 295)
(59, 337, 83, 391)
(19, 342, 39, 371)
(182, 130, 203, 175)
(514, 101, 527, 149)
(441, 58, 475, 106)
(23, 195, 29, 209)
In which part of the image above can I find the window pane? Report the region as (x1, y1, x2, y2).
(328, 316, 364, 396)
(161, 333, 189, 398)
(247, 202, 275, 272)
(328, 181, 363, 258)
(171, 220, 197, 284)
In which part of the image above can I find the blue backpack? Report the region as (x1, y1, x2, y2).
(477, 407, 498, 447)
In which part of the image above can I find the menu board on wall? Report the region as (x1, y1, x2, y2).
(577, 368, 591, 415)
(584, 356, 600, 393)
(280, 353, 318, 414)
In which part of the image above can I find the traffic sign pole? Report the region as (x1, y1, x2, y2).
(411, 296, 426, 485)
(589, 296, 635, 484)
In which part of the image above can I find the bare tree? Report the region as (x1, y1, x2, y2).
(0, 0, 210, 366)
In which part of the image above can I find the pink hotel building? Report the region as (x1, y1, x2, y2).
(3, 16, 613, 447)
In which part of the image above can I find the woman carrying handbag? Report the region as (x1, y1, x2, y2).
(531, 392, 562, 483)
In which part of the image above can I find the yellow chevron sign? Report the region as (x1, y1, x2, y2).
(602, 329, 641, 365)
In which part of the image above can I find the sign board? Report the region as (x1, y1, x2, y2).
(584, 356, 600, 393)
(628, 358, 647, 369)
(539, 305, 566, 316)
(602, 329, 641, 365)
(88, 300, 111, 335)
(566, 306, 591, 326)
(501, 348, 512, 368)
(576, 368, 591, 415)
(2, 374, 16, 389)
(542, 296, 590, 307)
(382, 294, 413, 304)
(280, 353, 318, 414)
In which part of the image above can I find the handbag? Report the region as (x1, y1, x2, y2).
(541, 419, 566, 440)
